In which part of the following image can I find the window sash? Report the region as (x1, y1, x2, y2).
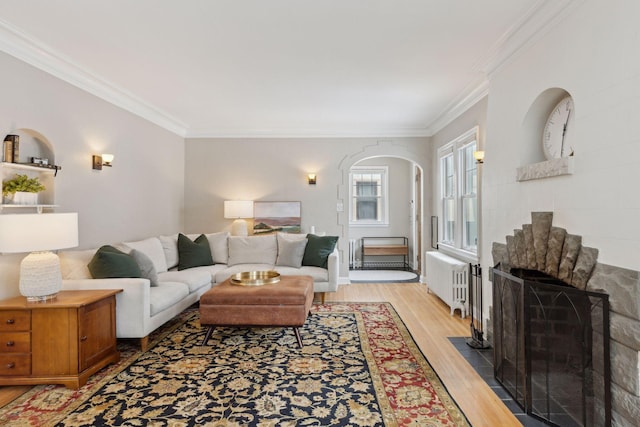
(437, 127, 479, 254)
(350, 167, 388, 225)
(462, 194, 477, 250)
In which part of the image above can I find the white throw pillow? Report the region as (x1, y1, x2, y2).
(158, 234, 179, 269)
(276, 233, 308, 268)
(124, 237, 168, 273)
(130, 249, 159, 286)
(206, 231, 230, 264)
(227, 234, 277, 266)
(59, 249, 96, 280)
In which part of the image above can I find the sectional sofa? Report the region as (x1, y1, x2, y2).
(59, 232, 339, 350)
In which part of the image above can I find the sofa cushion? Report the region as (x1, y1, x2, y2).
(274, 266, 329, 282)
(130, 249, 159, 286)
(178, 233, 214, 270)
(59, 249, 95, 280)
(302, 235, 339, 268)
(159, 234, 179, 270)
(88, 245, 142, 279)
(158, 268, 213, 293)
(150, 282, 190, 316)
(276, 232, 308, 268)
(124, 237, 168, 273)
(214, 264, 275, 283)
(227, 234, 277, 266)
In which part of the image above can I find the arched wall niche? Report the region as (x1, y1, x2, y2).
(9, 128, 55, 164)
(521, 88, 573, 166)
(2, 128, 57, 206)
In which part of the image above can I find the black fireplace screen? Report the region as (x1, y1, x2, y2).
(493, 266, 611, 427)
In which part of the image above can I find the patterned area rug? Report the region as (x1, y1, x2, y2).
(0, 303, 469, 426)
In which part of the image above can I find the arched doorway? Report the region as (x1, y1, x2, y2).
(336, 140, 427, 281)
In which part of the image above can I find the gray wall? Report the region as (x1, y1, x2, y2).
(0, 51, 185, 299)
(429, 96, 488, 261)
(184, 137, 430, 279)
(483, 0, 640, 272)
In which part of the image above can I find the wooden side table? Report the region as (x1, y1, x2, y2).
(0, 289, 122, 389)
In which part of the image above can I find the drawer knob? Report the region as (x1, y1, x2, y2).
(6, 341, 14, 347)
(5, 319, 15, 325)
(80, 336, 88, 341)
(6, 362, 14, 369)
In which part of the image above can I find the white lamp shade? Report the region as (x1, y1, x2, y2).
(0, 213, 79, 253)
(224, 201, 253, 219)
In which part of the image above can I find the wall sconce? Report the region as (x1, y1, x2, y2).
(92, 154, 114, 170)
(473, 150, 485, 164)
(307, 174, 317, 185)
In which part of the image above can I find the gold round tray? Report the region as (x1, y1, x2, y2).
(230, 271, 281, 286)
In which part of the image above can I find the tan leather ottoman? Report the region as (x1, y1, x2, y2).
(199, 275, 314, 348)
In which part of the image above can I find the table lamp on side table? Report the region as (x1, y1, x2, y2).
(224, 200, 253, 236)
(0, 213, 79, 301)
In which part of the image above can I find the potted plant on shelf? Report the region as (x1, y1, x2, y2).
(2, 174, 46, 205)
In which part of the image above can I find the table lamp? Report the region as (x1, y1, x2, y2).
(0, 213, 79, 301)
(224, 201, 253, 236)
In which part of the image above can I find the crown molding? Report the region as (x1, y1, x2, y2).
(426, 0, 583, 136)
(476, 0, 584, 78)
(184, 127, 432, 139)
(426, 77, 489, 136)
(0, 19, 188, 136)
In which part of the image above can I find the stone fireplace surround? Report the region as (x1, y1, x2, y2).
(492, 212, 640, 427)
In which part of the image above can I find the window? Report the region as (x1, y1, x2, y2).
(350, 166, 388, 226)
(438, 127, 479, 254)
(441, 153, 455, 244)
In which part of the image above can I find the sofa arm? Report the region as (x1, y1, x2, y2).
(61, 278, 151, 338)
(326, 248, 339, 291)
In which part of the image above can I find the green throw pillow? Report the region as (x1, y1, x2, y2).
(302, 235, 338, 268)
(177, 233, 214, 270)
(88, 245, 142, 279)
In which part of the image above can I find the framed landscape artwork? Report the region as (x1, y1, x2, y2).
(253, 201, 301, 234)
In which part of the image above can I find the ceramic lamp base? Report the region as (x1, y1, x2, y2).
(19, 251, 62, 301)
(231, 219, 248, 236)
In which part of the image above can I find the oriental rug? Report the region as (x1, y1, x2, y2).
(0, 303, 469, 426)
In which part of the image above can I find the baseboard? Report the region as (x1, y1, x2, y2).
(338, 276, 351, 285)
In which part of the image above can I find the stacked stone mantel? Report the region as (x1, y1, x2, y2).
(491, 212, 640, 427)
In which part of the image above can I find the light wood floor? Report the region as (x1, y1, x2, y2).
(0, 282, 520, 426)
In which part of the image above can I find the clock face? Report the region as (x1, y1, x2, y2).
(542, 96, 574, 159)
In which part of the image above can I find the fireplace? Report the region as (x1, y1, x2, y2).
(486, 212, 640, 427)
(493, 266, 610, 426)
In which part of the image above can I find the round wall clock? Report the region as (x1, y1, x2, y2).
(542, 95, 574, 159)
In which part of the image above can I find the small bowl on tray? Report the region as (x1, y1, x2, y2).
(230, 271, 281, 286)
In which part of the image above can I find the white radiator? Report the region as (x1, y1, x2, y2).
(349, 239, 358, 268)
(425, 251, 469, 318)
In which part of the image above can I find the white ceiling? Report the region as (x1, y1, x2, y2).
(0, 1, 570, 138)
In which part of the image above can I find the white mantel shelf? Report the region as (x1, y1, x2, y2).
(516, 157, 574, 182)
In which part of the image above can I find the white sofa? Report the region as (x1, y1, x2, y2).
(59, 232, 339, 350)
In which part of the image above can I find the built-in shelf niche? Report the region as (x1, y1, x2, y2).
(518, 88, 575, 181)
(1, 129, 59, 212)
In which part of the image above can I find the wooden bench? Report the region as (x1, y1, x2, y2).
(361, 237, 410, 270)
